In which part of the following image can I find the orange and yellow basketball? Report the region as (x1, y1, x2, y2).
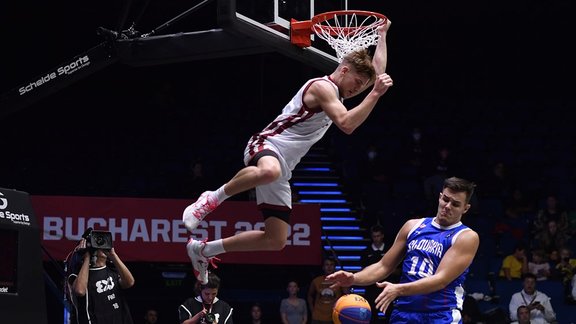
(332, 294, 372, 324)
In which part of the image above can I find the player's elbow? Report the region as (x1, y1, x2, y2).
(336, 121, 355, 135)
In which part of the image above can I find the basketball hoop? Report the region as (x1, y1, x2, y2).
(291, 10, 387, 62)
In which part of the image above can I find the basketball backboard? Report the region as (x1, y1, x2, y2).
(218, 0, 352, 72)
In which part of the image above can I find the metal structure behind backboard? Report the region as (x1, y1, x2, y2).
(221, 0, 350, 71)
(1, 0, 350, 116)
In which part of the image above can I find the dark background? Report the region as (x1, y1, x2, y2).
(1, 0, 575, 323)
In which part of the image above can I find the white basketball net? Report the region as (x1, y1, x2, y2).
(312, 13, 385, 62)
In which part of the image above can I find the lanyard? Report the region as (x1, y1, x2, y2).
(520, 290, 537, 305)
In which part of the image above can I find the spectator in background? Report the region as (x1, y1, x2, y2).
(280, 281, 307, 324)
(508, 273, 556, 324)
(461, 295, 482, 324)
(510, 305, 531, 324)
(528, 249, 551, 281)
(534, 219, 571, 253)
(533, 194, 569, 234)
(493, 205, 529, 243)
(360, 224, 397, 323)
(249, 303, 264, 324)
(499, 243, 528, 280)
(554, 247, 576, 300)
(505, 188, 535, 217)
(143, 309, 159, 324)
(427, 146, 455, 177)
(403, 127, 426, 170)
(422, 147, 453, 213)
(479, 161, 513, 199)
(358, 143, 394, 200)
(181, 159, 211, 200)
(547, 248, 561, 279)
(307, 257, 349, 324)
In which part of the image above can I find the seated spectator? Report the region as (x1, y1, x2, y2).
(554, 247, 576, 300)
(510, 305, 531, 324)
(534, 219, 571, 253)
(479, 161, 513, 200)
(499, 243, 528, 280)
(505, 188, 535, 217)
(528, 249, 551, 281)
(508, 273, 556, 323)
(461, 295, 482, 324)
(493, 206, 529, 241)
(533, 194, 569, 234)
(547, 248, 561, 279)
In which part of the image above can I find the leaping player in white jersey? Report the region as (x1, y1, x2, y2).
(326, 177, 480, 324)
(182, 20, 394, 284)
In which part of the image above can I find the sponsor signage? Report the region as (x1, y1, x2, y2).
(0, 192, 32, 227)
(18, 55, 91, 96)
(31, 196, 322, 265)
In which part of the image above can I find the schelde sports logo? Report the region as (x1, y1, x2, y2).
(0, 193, 31, 226)
(18, 55, 91, 96)
(0, 193, 7, 209)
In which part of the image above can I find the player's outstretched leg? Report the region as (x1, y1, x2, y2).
(182, 191, 219, 231)
(186, 238, 219, 284)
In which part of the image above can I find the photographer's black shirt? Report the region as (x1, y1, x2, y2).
(69, 266, 133, 324)
(178, 296, 233, 324)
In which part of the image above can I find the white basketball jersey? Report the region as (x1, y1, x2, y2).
(246, 76, 341, 171)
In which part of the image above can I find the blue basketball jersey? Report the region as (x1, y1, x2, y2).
(394, 217, 470, 312)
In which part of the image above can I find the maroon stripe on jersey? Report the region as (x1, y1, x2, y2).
(248, 106, 314, 156)
(247, 77, 336, 156)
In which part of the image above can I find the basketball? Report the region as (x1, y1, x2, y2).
(332, 294, 372, 324)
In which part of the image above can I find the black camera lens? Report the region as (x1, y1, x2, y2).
(204, 313, 216, 323)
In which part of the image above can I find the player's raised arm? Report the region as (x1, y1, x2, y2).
(372, 19, 391, 76)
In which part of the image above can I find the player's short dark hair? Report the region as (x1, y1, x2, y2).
(443, 177, 476, 203)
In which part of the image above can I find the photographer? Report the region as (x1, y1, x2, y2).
(67, 230, 135, 324)
(178, 273, 233, 324)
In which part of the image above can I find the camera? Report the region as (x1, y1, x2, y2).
(83, 228, 113, 251)
(202, 313, 216, 323)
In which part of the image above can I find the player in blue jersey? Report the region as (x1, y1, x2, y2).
(327, 177, 479, 323)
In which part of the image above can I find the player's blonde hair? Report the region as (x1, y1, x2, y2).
(341, 49, 375, 82)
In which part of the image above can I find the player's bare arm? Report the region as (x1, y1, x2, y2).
(306, 77, 392, 134)
(372, 20, 391, 76)
(356, 18, 391, 93)
(374, 229, 480, 311)
(327, 219, 415, 288)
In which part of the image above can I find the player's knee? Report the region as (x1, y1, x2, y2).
(258, 167, 281, 183)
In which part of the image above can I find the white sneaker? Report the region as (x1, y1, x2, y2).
(186, 239, 220, 285)
(182, 191, 219, 231)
